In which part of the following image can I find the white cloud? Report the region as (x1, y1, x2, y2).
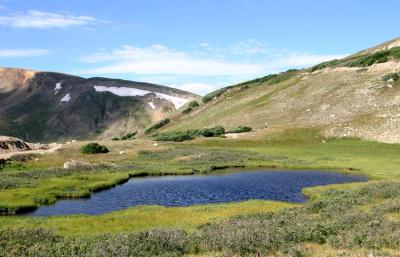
(78, 42, 348, 95)
(79, 44, 264, 76)
(0, 48, 50, 58)
(0, 10, 96, 28)
(168, 83, 219, 95)
(271, 52, 347, 68)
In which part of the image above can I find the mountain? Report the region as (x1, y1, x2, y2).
(161, 38, 400, 143)
(0, 68, 198, 142)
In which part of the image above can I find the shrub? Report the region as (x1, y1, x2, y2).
(0, 160, 24, 171)
(198, 126, 225, 137)
(346, 47, 400, 67)
(382, 72, 399, 82)
(182, 107, 193, 114)
(310, 59, 341, 72)
(188, 100, 200, 108)
(182, 101, 200, 114)
(227, 126, 252, 133)
(145, 119, 170, 134)
(154, 130, 198, 142)
(153, 126, 225, 142)
(121, 132, 137, 140)
(112, 132, 137, 141)
(80, 143, 109, 154)
(202, 88, 226, 103)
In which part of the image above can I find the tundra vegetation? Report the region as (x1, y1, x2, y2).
(154, 126, 225, 142)
(112, 132, 137, 141)
(182, 100, 200, 114)
(2, 40, 400, 255)
(0, 128, 400, 256)
(144, 118, 170, 134)
(80, 142, 109, 154)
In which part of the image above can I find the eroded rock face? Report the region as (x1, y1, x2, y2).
(0, 136, 31, 153)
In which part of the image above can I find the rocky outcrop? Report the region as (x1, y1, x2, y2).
(0, 136, 31, 153)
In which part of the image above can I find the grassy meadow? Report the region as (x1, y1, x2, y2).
(1, 128, 400, 256)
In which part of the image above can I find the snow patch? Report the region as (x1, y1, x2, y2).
(54, 82, 62, 94)
(60, 93, 71, 102)
(94, 85, 190, 109)
(148, 101, 156, 109)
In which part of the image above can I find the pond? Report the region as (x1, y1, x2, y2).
(27, 170, 367, 216)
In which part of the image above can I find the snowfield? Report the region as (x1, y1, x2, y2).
(148, 101, 156, 109)
(54, 82, 62, 94)
(93, 85, 189, 109)
(60, 93, 71, 102)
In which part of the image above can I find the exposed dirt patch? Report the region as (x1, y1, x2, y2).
(0, 136, 62, 160)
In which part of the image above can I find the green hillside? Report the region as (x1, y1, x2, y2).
(159, 39, 400, 144)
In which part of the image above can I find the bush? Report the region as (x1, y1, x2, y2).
(153, 126, 226, 142)
(346, 47, 400, 67)
(188, 100, 200, 108)
(121, 132, 137, 140)
(145, 119, 170, 134)
(80, 143, 109, 154)
(310, 59, 341, 72)
(182, 107, 193, 114)
(154, 130, 198, 142)
(182, 101, 200, 114)
(202, 88, 226, 103)
(227, 126, 252, 133)
(382, 72, 399, 82)
(112, 132, 137, 141)
(198, 126, 225, 137)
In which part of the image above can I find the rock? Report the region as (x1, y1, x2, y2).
(0, 136, 31, 153)
(63, 159, 116, 170)
(63, 160, 94, 169)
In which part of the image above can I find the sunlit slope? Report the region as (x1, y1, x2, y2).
(163, 39, 400, 143)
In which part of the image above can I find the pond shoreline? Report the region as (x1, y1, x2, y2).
(22, 168, 367, 217)
(4, 164, 367, 216)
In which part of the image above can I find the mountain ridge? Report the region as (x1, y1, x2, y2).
(0, 68, 199, 142)
(160, 38, 400, 143)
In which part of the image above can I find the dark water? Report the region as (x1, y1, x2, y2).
(27, 170, 367, 216)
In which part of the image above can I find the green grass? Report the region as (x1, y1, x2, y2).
(196, 128, 400, 180)
(2, 182, 400, 256)
(0, 200, 294, 236)
(0, 172, 130, 214)
(1, 128, 400, 256)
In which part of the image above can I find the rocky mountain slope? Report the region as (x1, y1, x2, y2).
(162, 38, 400, 143)
(0, 68, 198, 142)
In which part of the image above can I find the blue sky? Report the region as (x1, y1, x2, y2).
(0, 0, 399, 95)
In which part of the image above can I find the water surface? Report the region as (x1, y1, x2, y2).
(28, 170, 367, 216)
